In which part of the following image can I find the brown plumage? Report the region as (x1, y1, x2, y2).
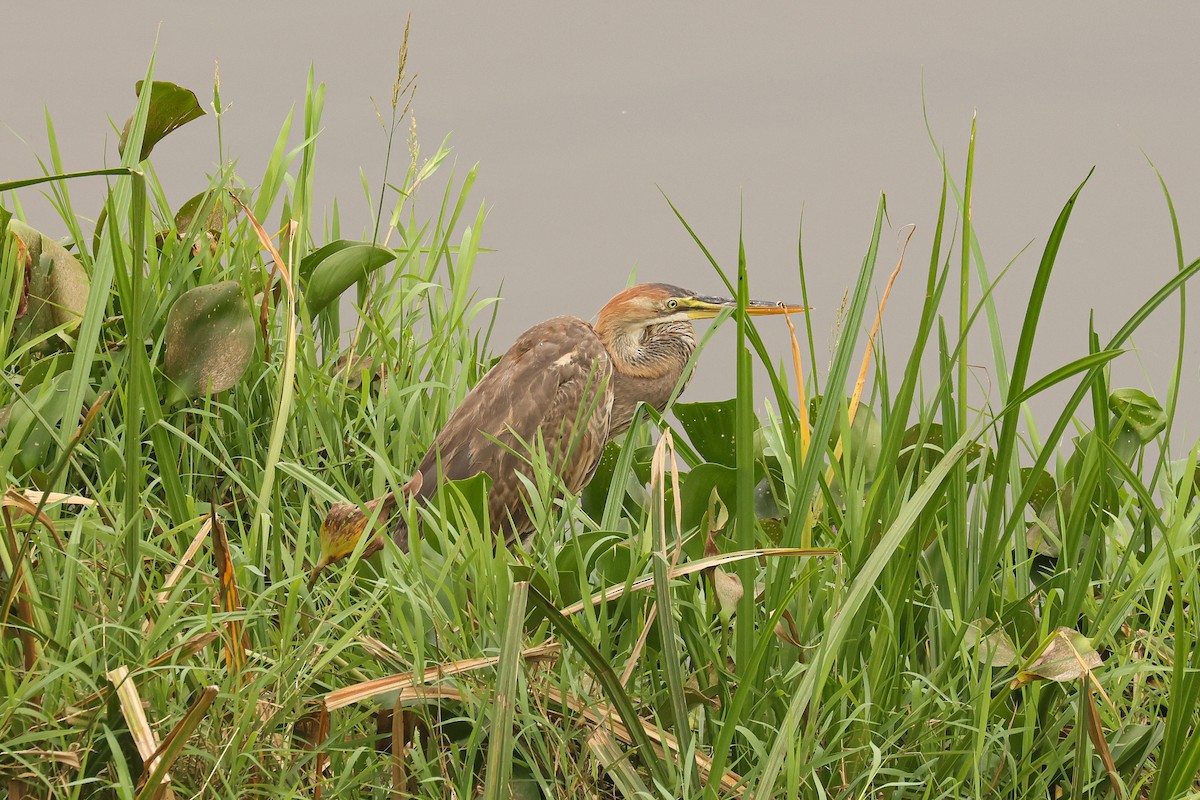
(310, 282, 803, 582)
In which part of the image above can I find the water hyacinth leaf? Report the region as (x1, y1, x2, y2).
(1026, 483, 1071, 558)
(7, 219, 90, 351)
(844, 403, 882, 483)
(163, 281, 255, 403)
(1, 372, 73, 476)
(1020, 467, 1057, 511)
(554, 530, 625, 582)
(680, 462, 740, 536)
(1012, 627, 1102, 687)
(298, 238, 362, 281)
(963, 619, 1019, 667)
(1109, 387, 1167, 443)
(303, 243, 396, 314)
(119, 80, 205, 162)
(897, 421, 985, 479)
(158, 191, 229, 256)
(674, 398, 738, 467)
(174, 191, 227, 235)
(581, 441, 621, 519)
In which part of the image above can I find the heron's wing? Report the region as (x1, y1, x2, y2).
(415, 316, 613, 536)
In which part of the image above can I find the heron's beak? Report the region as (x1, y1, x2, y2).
(682, 295, 808, 319)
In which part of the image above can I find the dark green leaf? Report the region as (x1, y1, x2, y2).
(123, 81, 204, 161)
(581, 441, 621, 520)
(162, 281, 256, 403)
(298, 239, 362, 281)
(174, 191, 228, 236)
(674, 399, 738, 467)
(304, 243, 396, 315)
(119, 81, 206, 162)
(679, 462, 739, 534)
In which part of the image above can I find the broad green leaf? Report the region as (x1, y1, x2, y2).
(162, 281, 255, 403)
(1026, 483, 1071, 558)
(174, 190, 227, 234)
(679, 462, 740, 535)
(0, 371, 73, 477)
(554, 529, 625, 581)
(1109, 387, 1167, 443)
(581, 441, 621, 519)
(298, 238, 362, 281)
(423, 472, 493, 556)
(304, 243, 396, 314)
(897, 421, 985, 478)
(119, 80, 206, 162)
(674, 399, 738, 467)
(1020, 467, 1058, 511)
(8, 219, 90, 352)
(963, 618, 1019, 667)
(158, 190, 230, 255)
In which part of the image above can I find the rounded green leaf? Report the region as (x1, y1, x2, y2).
(964, 619, 1019, 667)
(8, 219, 91, 352)
(674, 399, 738, 467)
(1109, 387, 1166, 443)
(303, 243, 396, 315)
(163, 281, 256, 402)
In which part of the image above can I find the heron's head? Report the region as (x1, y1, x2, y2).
(595, 282, 806, 337)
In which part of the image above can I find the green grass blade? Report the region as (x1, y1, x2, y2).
(482, 580, 528, 800)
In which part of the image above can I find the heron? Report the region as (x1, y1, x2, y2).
(309, 282, 804, 583)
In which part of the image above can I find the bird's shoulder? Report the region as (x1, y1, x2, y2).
(417, 315, 613, 486)
(503, 316, 607, 369)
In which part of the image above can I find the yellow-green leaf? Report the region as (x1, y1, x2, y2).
(303, 243, 396, 315)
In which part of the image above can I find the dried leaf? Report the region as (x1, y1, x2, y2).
(559, 546, 837, 617)
(1012, 627, 1103, 688)
(711, 567, 743, 625)
(324, 642, 560, 711)
(135, 686, 217, 800)
(107, 666, 175, 798)
(211, 511, 246, 677)
(1084, 684, 1124, 798)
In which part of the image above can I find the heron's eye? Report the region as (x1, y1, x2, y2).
(666, 298, 679, 310)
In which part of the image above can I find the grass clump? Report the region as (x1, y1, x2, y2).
(2, 53, 1199, 800)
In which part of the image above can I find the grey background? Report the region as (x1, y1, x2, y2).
(4, 4, 1199, 433)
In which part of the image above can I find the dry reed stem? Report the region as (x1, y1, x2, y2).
(143, 516, 213, 635)
(541, 683, 746, 795)
(323, 642, 561, 711)
(107, 665, 176, 800)
(559, 546, 837, 617)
